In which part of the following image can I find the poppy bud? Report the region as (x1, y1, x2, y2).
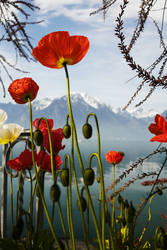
(63, 124, 71, 139)
(60, 168, 69, 187)
(12, 217, 24, 240)
(127, 202, 136, 223)
(84, 168, 95, 186)
(82, 123, 92, 139)
(77, 196, 87, 212)
(33, 129, 43, 146)
(50, 183, 61, 202)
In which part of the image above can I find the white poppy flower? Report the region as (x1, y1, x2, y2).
(0, 109, 7, 127)
(0, 123, 24, 144)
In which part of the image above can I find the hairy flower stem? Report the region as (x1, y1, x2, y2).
(28, 99, 62, 250)
(88, 152, 106, 246)
(65, 154, 76, 250)
(64, 64, 103, 250)
(112, 164, 116, 230)
(9, 146, 14, 229)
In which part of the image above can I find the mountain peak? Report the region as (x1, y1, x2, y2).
(70, 92, 104, 109)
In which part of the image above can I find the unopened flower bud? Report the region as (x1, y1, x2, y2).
(84, 168, 95, 186)
(63, 124, 71, 139)
(50, 183, 61, 202)
(82, 123, 92, 139)
(33, 129, 43, 146)
(77, 196, 87, 212)
(60, 168, 69, 187)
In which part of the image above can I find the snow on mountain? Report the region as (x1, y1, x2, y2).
(111, 106, 158, 118)
(33, 97, 54, 110)
(71, 92, 104, 109)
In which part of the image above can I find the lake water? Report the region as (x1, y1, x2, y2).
(0, 138, 167, 248)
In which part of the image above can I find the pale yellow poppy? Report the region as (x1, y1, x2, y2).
(0, 123, 24, 144)
(0, 109, 7, 127)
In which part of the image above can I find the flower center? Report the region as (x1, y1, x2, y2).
(57, 57, 73, 68)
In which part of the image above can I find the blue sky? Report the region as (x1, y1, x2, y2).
(0, 0, 167, 114)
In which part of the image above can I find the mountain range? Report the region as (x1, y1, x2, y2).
(0, 93, 161, 141)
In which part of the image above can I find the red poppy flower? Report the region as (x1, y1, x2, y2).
(8, 78, 39, 104)
(33, 118, 54, 133)
(7, 149, 37, 171)
(148, 114, 167, 135)
(32, 31, 89, 69)
(106, 151, 124, 165)
(150, 133, 167, 142)
(43, 128, 65, 154)
(37, 151, 62, 172)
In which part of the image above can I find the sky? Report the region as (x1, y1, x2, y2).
(0, 0, 167, 114)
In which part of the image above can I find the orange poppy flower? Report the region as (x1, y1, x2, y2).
(106, 151, 124, 165)
(32, 31, 89, 69)
(8, 77, 39, 104)
(148, 114, 167, 135)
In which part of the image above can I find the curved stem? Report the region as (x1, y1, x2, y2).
(64, 64, 103, 249)
(138, 193, 156, 244)
(86, 113, 101, 156)
(28, 99, 62, 250)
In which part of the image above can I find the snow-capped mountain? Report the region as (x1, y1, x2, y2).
(0, 93, 159, 140)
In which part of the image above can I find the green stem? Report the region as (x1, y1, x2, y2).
(65, 154, 76, 250)
(16, 170, 23, 221)
(57, 201, 69, 250)
(88, 152, 106, 249)
(36, 117, 55, 182)
(70, 128, 90, 249)
(112, 165, 116, 231)
(28, 99, 62, 250)
(9, 146, 14, 229)
(138, 193, 156, 244)
(64, 64, 103, 250)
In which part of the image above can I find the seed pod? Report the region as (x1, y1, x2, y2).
(84, 168, 95, 186)
(63, 124, 71, 139)
(77, 196, 87, 212)
(82, 123, 92, 139)
(50, 183, 61, 202)
(60, 168, 69, 187)
(33, 129, 43, 146)
(12, 217, 24, 240)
